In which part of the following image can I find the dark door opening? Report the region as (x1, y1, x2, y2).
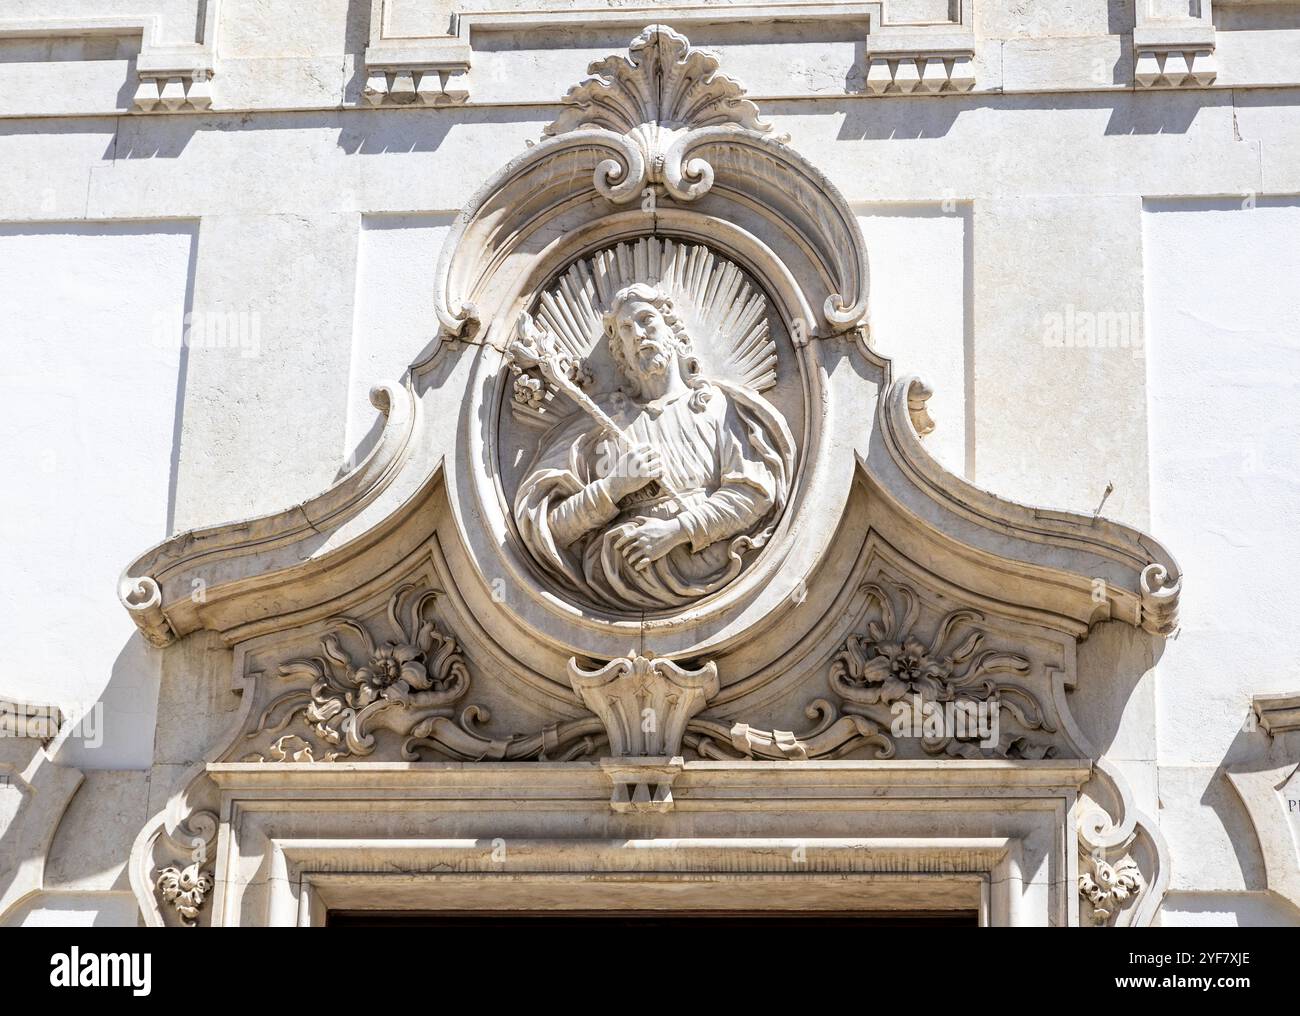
(327, 909, 979, 928)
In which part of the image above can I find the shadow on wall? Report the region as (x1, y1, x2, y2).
(11, 58, 1273, 162)
(825, 90, 1226, 142)
(1202, 723, 1299, 894)
(49, 635, 163, 772)
(1072, 619, 1163, 762)
(56, 103, 547, 161)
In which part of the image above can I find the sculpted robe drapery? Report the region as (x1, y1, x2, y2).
(515, 380, 795, 611)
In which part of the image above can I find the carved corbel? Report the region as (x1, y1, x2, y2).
(1132, 2, 1217, 88)
(132, 71, 213, 113)
(569, 654, 718, 758)
(569, 654, 719, 812)
(863, 6, 977, 97)
(601, 757, 684, 814)
(130, 2, 219, 113)
(136, 808, 219, 928)
(1078, 852, 1146, 923)
(1053, 671, 1168, 927)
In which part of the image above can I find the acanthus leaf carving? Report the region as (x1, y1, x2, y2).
(685, 698, 895, 761)
(156, 861, 214, 926)
(242, 584, 604, 764)
(1079, 853, 1146, 924)
(402, 708, 605, 763)
(829, 580, 1058, 760)
(152, 809, 217, 927)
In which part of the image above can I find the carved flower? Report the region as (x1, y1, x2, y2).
(865, 635, 953, 701)
(156, 861, 214, 926)
(828, 581, 1055, 759)
(352, 642, 429, 703)
(276, 585, 471, 758)
(831, 583, 1030, 708)
(512, 371, 545, 408)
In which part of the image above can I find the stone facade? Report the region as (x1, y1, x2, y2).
(1, 2, 1298, 927)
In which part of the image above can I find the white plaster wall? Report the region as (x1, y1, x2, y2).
(856, 203, 970, 478)
(346, 213, 454, 461)
(0, 221, 197, 769)
(1143, 198, 1300, 915)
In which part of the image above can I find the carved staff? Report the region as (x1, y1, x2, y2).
(508, 312, 681, 498)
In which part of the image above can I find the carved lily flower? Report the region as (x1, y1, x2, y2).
(830, 582, 1040, 727)
(353, 642, 430, 702)
(275, 585, 471, 759)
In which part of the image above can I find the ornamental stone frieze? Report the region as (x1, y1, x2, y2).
(119, 25, 1182, 927)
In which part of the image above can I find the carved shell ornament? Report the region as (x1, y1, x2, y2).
(545, 24, 778, 203)
(502, 236, 799, 614)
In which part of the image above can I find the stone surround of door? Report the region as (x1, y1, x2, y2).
(205, 759, 1090, 926)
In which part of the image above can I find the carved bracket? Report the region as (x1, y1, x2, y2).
(569, 654, 719, 758)
(602, 757, 684, 813)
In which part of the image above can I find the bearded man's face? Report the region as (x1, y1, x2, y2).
(614, 300, 677, 382)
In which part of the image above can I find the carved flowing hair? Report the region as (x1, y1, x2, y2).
(602, 283, 703, 398)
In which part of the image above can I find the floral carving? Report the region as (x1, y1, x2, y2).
(244, 585, 604, 763)
(156, 861, 214, 926)
(270, 584, 469, 758)
(829, 581, 1056, 759)
(1079, 855, 1145, 923)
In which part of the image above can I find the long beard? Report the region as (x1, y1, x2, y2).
(634, 343, 673, 378)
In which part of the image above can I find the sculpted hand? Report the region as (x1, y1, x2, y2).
(606, 441, 665, 500)
(614, 517, 689, 571)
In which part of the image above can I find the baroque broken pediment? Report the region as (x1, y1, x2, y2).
(119, 25, 1182, 928)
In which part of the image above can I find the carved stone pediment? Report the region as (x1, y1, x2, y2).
(119, 26, 1182, 927)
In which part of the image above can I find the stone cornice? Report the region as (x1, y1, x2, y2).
(0, 4, 219, 114)
(1253, 692, 1300, 737)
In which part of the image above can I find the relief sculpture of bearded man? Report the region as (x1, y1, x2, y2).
(514, 283, 796, 611)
